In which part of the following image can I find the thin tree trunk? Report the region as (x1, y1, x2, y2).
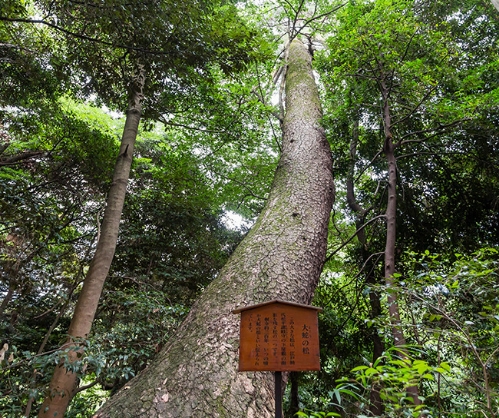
(38, 68, 145, 418)
(95, 39, 334, 418)
(346, 119, 384, 415)
(380, 81, 421, 407)
(382, 107, 405, 347)
(288, 372, 300, 417)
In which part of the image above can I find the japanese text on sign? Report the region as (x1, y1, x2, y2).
(234, 301, 321, 372)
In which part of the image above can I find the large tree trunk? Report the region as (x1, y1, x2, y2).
(38, 68, 145, 418)
(95, 39, 334, 418)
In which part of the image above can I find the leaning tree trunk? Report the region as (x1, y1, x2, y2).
(38, 68, 145, 418)
(94, 39, 334, 418)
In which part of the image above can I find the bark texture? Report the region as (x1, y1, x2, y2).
(95, 39, 334, 418)
(38, 69, 145, 418)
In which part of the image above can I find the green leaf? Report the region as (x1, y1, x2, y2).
(351, 365, 369, 372)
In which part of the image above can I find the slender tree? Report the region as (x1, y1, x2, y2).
(38, 68, 145, 417)
(318, 0, 467, 409)
(26, 1, 259, 416)
(346, 118, 384, 415)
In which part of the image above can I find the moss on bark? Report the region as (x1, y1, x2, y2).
(94, 39, 334, 418)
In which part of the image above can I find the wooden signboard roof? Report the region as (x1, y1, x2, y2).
(233, 300, 321, 372)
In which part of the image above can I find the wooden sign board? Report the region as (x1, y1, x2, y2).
(233, 300, 321, 372)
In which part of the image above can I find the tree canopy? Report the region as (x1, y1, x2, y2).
(1, 0, 499, 417)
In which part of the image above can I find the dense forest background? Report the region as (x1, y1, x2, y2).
(1, 0, 499, 417)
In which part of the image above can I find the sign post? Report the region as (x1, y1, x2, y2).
(275, 370, 282, 418)
(233, 300, 322, 418)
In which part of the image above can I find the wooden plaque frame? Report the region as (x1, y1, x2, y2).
(233, 300, 321, 372)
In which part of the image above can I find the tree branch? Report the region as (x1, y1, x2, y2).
(396, 118, 470, 147)
(326, 214, 386, 262)
(392, 85, 438, 133)
(0, 151, 45, 166)
(0, 16, 172, 55)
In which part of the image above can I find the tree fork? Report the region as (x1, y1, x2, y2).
(94, 39, 334, 418)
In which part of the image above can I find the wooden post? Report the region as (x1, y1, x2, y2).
(275, 371, 282, 418)
(233, 300, 322, 417)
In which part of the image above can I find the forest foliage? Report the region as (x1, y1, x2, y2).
(1, 0, 499, 417)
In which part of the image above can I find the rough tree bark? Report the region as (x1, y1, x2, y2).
(94, 39, 334, 418)
(38, 68, 145, 418)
